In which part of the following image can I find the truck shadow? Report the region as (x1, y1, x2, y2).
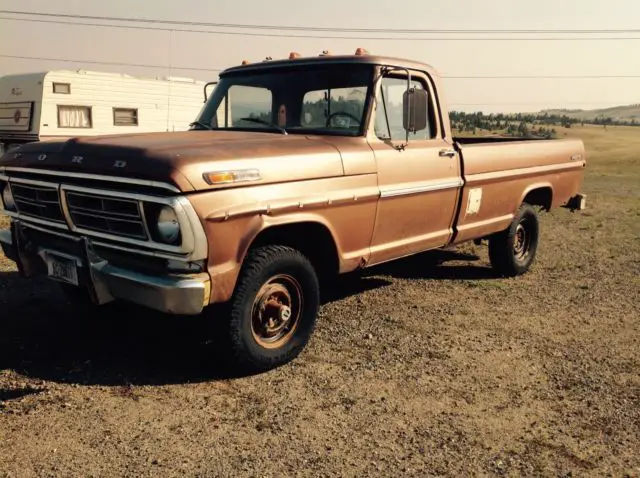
(0, 248, 498, 386)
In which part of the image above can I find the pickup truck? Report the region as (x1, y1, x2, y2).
(0, 50, 586, 373)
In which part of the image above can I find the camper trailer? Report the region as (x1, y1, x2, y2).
(0, 69, 208, 153)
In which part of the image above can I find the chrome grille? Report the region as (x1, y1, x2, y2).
(11, 183, 65, 222)
(66, 191, 148, 240)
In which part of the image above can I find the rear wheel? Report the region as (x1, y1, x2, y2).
(221, 245, 320, 373)
(488, 203, 540, 277)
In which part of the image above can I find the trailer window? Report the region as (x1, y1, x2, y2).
(53, 82, 70, 94)
(57, 105, 92, 128)
(113, 108, 139, 126)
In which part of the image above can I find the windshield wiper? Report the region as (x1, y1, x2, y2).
(237, 117, 287, 135)
(189, 120, 212, 130)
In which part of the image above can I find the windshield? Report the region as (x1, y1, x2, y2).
(194, 63, 374, 136)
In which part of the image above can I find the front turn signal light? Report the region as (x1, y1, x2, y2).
(203, 169, 261, 185)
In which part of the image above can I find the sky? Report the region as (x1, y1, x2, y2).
(0, 0, 639, 113)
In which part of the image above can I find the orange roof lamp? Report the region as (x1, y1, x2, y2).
(289, 52, 302, 59)
(355, 47, 370, 56)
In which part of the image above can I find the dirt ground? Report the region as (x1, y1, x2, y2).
(1, 125, 638, 477)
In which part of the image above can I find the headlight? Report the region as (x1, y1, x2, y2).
(156, 206, 181, 244)
(1, 184, 16, 211)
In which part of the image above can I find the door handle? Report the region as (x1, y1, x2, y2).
(439, 149, 456, 158)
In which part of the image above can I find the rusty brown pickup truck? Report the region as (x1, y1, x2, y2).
(0, 50, 586, 372)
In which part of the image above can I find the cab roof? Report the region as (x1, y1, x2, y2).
(220, 53, 439, 78)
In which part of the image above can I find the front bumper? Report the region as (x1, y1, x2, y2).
(0, 220, 211, 315)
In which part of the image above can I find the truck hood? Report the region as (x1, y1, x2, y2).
(0, 131, 345, 193)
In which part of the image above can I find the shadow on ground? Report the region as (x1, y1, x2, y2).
(0, 248, 497, 386)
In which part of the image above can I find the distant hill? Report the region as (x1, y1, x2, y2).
(541, 104, 640, 123)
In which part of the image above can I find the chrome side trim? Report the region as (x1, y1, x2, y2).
(380, 179, 463, 198)
(205, 187, 381, 222)
(2, 167, 181, 193)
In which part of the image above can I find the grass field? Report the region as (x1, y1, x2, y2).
(0, 125, 638, 477)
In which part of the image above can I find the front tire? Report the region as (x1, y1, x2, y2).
(225, 245, 320, 373)
(488, 203, 540, 277)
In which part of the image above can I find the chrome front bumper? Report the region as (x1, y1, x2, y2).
(0, 220, 211, 315)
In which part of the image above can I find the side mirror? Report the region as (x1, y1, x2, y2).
(402, 88, 428, 133)
(203, 81, 218, 103)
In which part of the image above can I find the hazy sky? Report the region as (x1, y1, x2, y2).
(1, 0, 639, 113)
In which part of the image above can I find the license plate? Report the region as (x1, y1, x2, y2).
(46, 254, 79, 286)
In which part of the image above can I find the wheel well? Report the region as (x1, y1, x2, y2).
(523, 187, 553, 211)
(249, 222, 339, 280)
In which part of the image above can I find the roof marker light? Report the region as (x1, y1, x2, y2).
(289, 52, 302, 59)
(355, 47, 369, 56)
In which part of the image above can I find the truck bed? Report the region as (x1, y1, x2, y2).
(450, 135, 586, 244)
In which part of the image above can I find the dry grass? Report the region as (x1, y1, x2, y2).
(0, 125, 638, 477)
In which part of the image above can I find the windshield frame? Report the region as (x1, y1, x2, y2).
(193, 63, 377, 138)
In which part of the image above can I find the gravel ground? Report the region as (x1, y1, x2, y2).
(0, 126, 638, 477)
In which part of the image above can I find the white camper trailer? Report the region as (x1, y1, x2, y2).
(0, 69, 209, 153)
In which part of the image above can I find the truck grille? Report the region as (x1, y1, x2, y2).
(11, 183, 65, 222)
(66, 192, 148, 240)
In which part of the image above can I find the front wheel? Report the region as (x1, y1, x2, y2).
(223, 245, 320, 373)
(488, 203, 540, 277)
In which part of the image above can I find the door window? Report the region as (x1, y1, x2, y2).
(374, 76, 434, 141)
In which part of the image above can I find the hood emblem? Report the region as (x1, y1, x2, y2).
(113, 160, 127, 168)
(37, 154, 47, 161)
(71, 155, 83, 164)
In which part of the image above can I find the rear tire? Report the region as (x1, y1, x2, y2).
(488, 203, 540, 277)
(221, 245, 320, 373)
